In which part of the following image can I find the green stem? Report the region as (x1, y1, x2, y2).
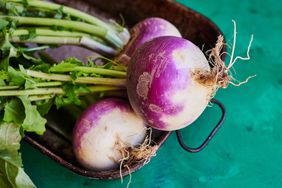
(28, 90, 126, 102)
(1, 16, 105, 36)
(20, 45, 50, 52)
(10, 35, 116, 55)
(13, 28, 91, 38)
(11, 36, 80, 45)
(80, 36, 116, 55)
(28, 94, 55, 101)
(13, 28, 107, 44)
(5, 0, 117, 31)
(1, 16, 123, 48)
(26, 70, 127, 87)
(0, 85, 20, 90)
(0, 86, 122, 96)
(0, 82, 62, 90)
(34, 82, 63, 87)
(50, 66, 126, 78)
(0, 87, 63, 96)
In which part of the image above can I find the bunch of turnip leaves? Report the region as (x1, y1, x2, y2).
(0, 1, 130, 187)
(0, 0, 129, 55)
(0, 46, 127, 187)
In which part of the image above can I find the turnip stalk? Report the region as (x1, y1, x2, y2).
(1, 0, 130, 54)
(0, 86, 122, 96)
(25, 70, 127, 86)
(4, 0, 123, 32)
(48, 65, 126, 78)
(11, 35, 116, 55)
(11, 28, 116, 54)
(28, 94, 55, 101)
(12, 29, 93, 38)
(0, 82, 63, 90)
(0, 16, 124, 48)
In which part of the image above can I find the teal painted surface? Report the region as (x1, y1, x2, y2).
(21, 0, 282, 187)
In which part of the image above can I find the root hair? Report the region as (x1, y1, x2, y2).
(117, 128, 158, 187)
(193, 20, 255, 91)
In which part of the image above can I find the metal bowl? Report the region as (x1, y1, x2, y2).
(24, 0, 224, 179)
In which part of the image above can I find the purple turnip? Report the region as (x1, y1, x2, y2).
(127, 25, 254, 131)
(116, 17, 181, 64)
(73, 98, 151, 170)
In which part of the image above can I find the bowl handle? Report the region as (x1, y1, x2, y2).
(176, 99, 226, 153)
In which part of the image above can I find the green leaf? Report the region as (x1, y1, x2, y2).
(19, 28, 37, 41)
(0, 123, 22, 175)
(0, 175, 12, 188)
(54, 84, 92, 108)
(62, 84, 81, 105)
(3, 1, 25, 16)
(7, 65, 38, 89)
(0, 70, 9, 80)
(61, 57, 83, 65)
(70, 71, 78, 80)
(54, 6, 64, 19)
(0, 1, 5, 9)
(0, 79, 6, 86)
(0, 122, 35, 188)
(21, 53, 43, 64)
(36, 99, 53, 116)
(3, 98, 25, 125)
(48, 62, 77, 72)
(19, 66, 37, 89)
(0, 160, 35, 188)
(102, 62, 113, 69)
(0, 97, 7, 112)
(8, 66, 26, 86)
(54, 96, 72, 109)
(15, 168, 36, 188)
(48, 57, 84, 73)
(0, 44, 17, 70)
(0, 34, 18, 70)
(18, 96, 46, 135)
(0, 122, 21, 166)
(0, 19, 9, 30)
(31, 64, 51, 72)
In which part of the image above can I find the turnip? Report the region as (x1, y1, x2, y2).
(127, 21, 254, 131)
(123, 17, 181, 57)
(73, 98, 156, 171)
(116, 17, 182, 64)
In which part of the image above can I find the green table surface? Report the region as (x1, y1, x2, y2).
(21, 0, 282, 187)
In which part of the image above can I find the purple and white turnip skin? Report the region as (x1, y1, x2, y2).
(127, 36, 215, 131)
(73, 98, 146, 170)
(117, 17, 181, 63)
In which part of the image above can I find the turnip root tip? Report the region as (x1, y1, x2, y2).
(118, 128, 157, 187)
(118, 128, 158, 169)
(193, 20, 255, 91)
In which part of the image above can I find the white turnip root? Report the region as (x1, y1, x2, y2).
(73, 98, 156, 170)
